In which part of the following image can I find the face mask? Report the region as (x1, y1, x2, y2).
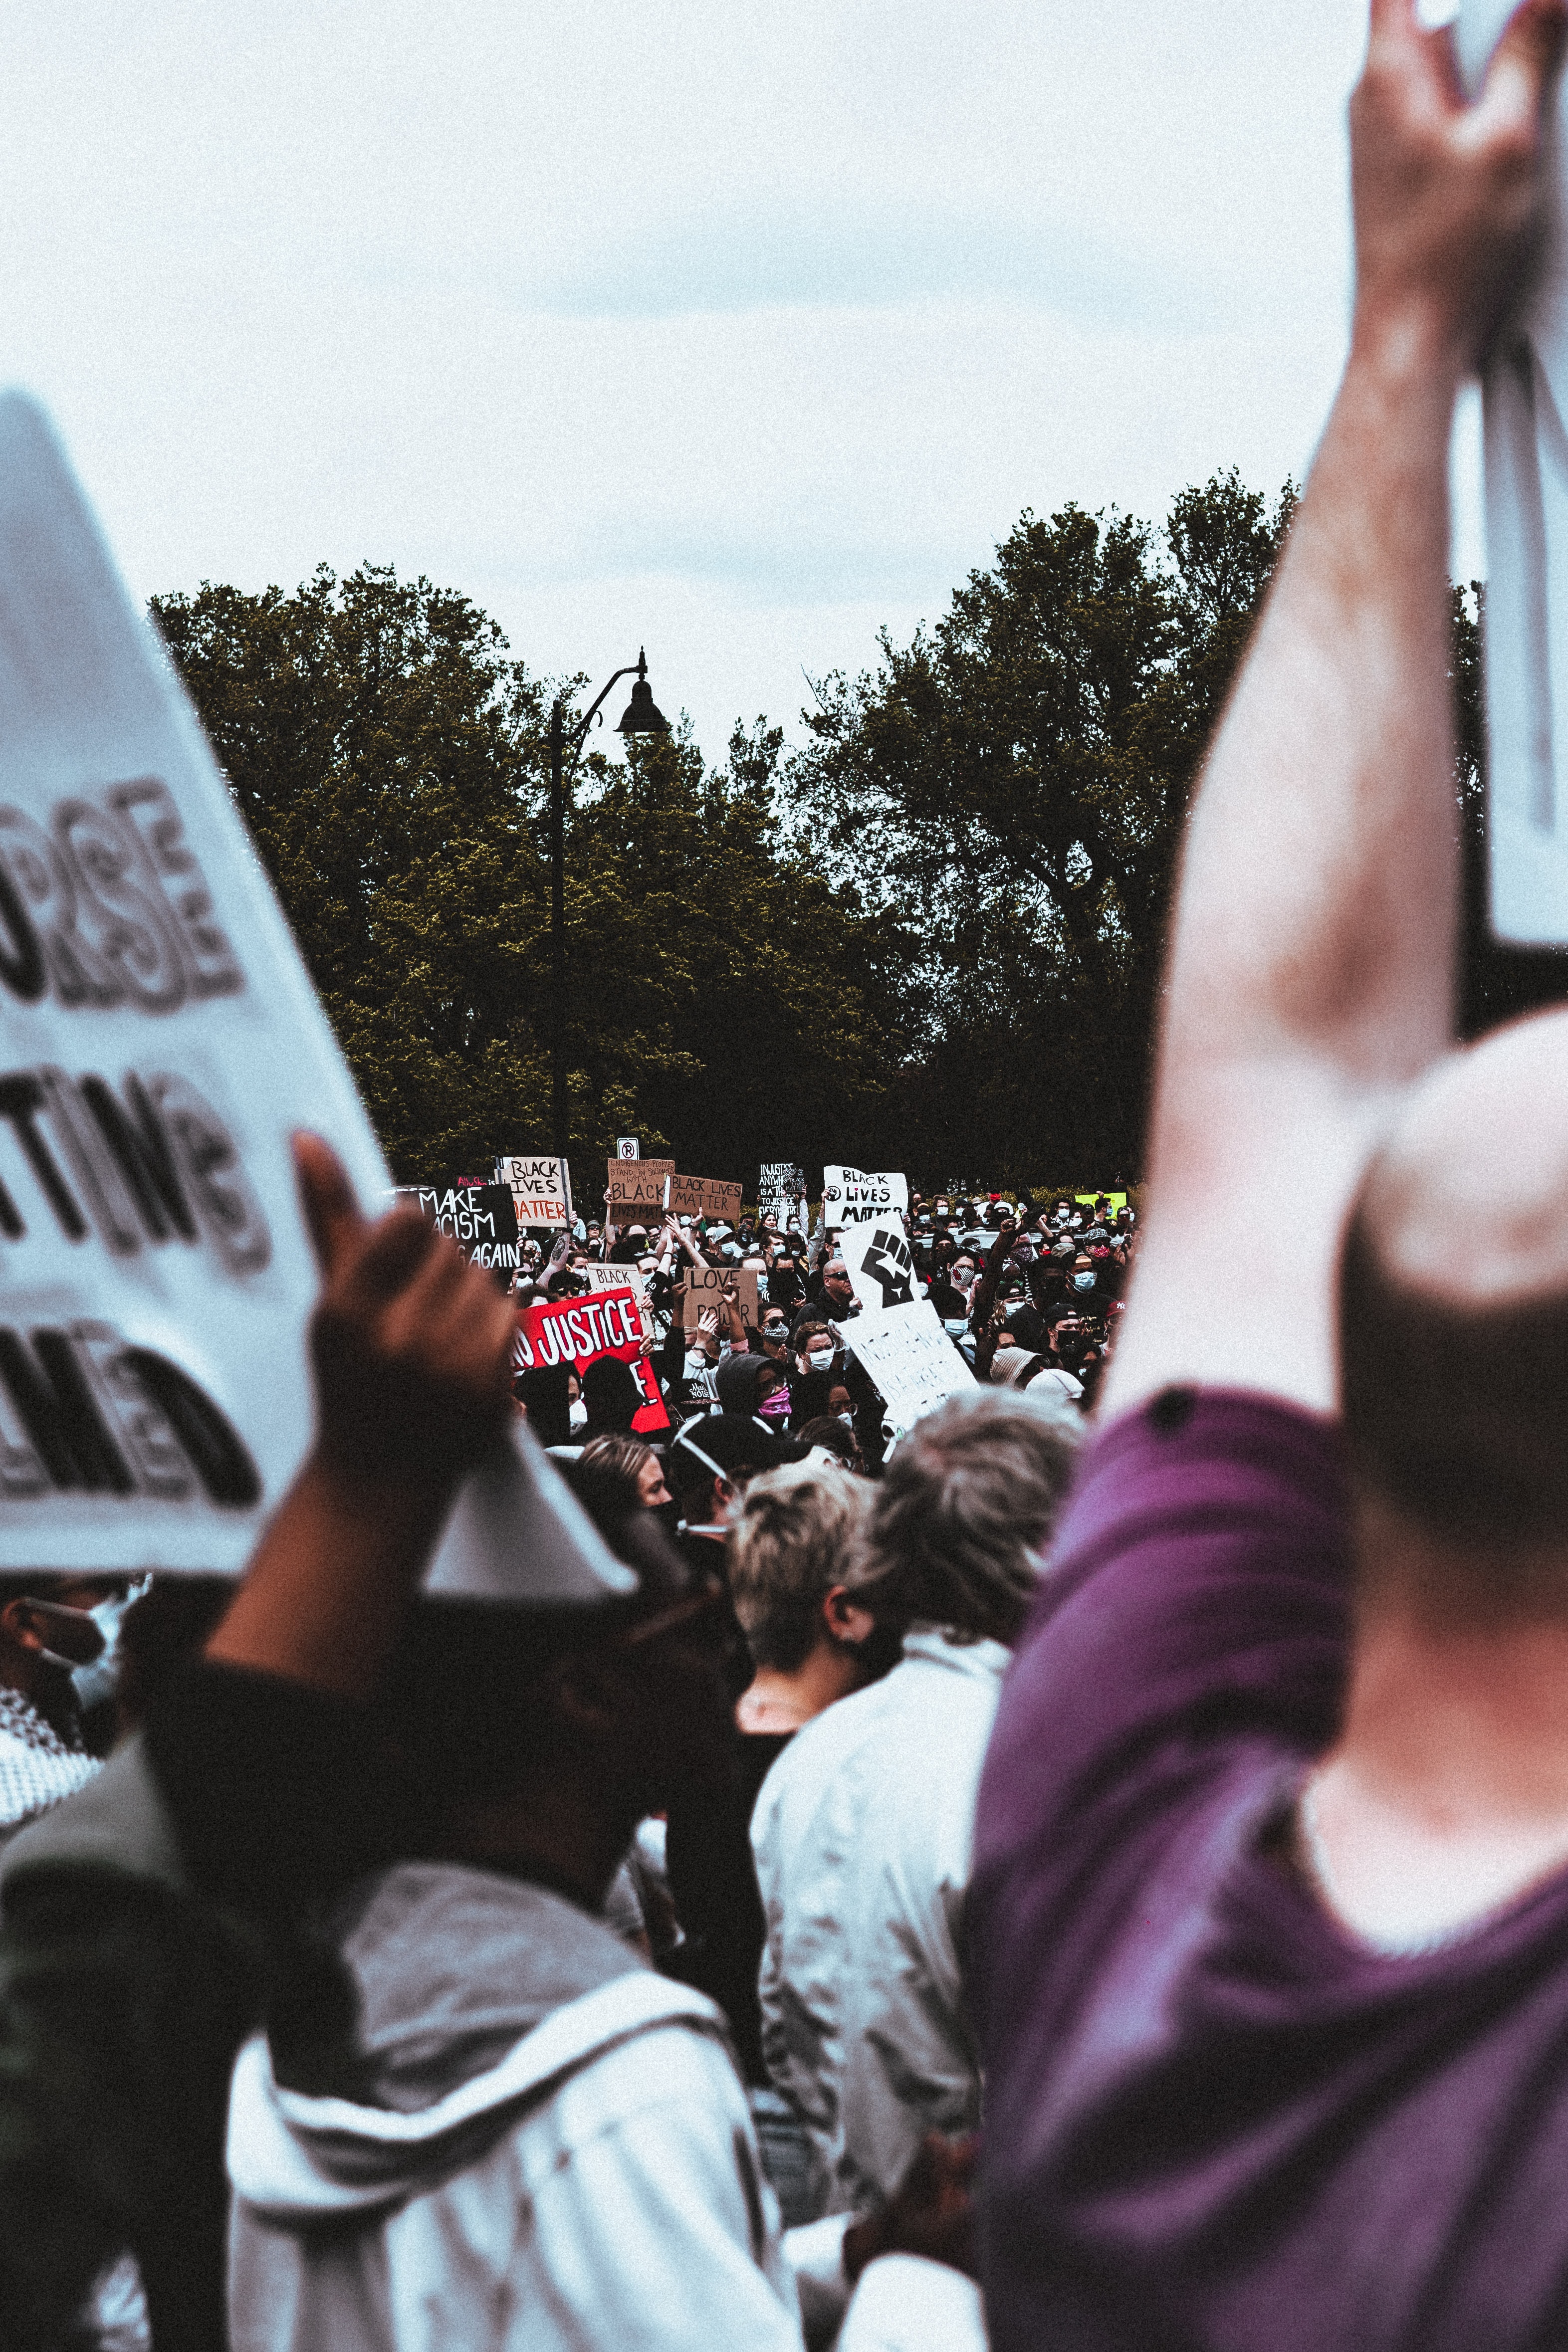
(943, 1318, 969, 1337)
(1074, 1272, 1096, 1292)
(568, 1399, 589, 1431)
(837, 1410, 855, 1430)
(71, 1583, 151, 1712)
(805, 1349, 834, 1372)
(759, 1388, 791, 1419)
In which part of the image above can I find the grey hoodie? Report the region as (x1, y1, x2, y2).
(226, 1859, 811, 2351)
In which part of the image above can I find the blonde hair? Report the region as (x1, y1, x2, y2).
(728, 1457, 870, 1671)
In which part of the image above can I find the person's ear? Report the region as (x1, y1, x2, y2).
(0, 1597, 103, 1665)
(0, 1598, 39, 1656)
(824, 1586, 877, 1646)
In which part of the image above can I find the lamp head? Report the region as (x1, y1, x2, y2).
(616, 648, 671, 738)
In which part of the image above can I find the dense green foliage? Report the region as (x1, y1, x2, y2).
(152, 491, 1560, 1195)
(151, 569, 910, 1184)
(786, 472, 1294, 1183)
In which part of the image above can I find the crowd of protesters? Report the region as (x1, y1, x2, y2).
(3, 4, 1568, 2347)
(509, 1186, 1136, 1461)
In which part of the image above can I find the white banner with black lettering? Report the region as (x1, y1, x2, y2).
(0, 395, 624, 1601)
(822, 1165, 908, 1228)
(838, 1217, 973, 1437)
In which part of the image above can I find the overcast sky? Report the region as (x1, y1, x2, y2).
(0, 0, 1483, 765)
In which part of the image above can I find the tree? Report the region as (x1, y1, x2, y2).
(151, 567, 908, 1186)
(785, 472, 1294, 1185)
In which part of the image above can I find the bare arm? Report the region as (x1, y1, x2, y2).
(206, 1134, 515, 1700)
(1106, 0, 1567, 1415)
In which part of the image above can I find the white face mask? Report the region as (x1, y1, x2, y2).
(804, 1348, 834, 1372)
(943, 1317, 968, 1336)
(568, 1399, 589, 1431)
(1073, 1272, 1096, 1292)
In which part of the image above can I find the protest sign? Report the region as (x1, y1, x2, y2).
(397, 1183, 519, 1274)
(607, 1157, 673, 1213)
(679, 1263, 760, 1329)
(822, 1165, 909, 1228)
(582, 1260, 650, 1313)
(668, 1173, 743, 1223)
(847, 1305, 976, 1437)
(758, 1162, 805, 1223)
(495, 1153, 570, 1229)
(1456, 0, 1568, 940)
(0, 393, 627, 1603)
(514, 1284, 669, 1434)
(838, 1217, 975, 1438)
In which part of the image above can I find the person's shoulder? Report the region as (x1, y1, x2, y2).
(1047, 1386, 1349, 1598)
(751, 1680, 890, 1837)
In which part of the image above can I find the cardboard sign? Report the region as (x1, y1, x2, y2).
(822, 1165, 909, 1228)
(679, 1263, 760, 1329)
(607, 1157, 673, 1212)
(0, 393, 627, 1603)
(398, 1183, 519, 1273)
(495, 1153, 570, 1228)
(582, 1259, 650, 1313)
(668, 1173, 743, 1224)
(514, 1285, 669, 1434)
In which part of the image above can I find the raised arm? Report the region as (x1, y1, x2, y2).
(1106, 0, 1568, 1416)
(206, 1134, 515, 1699)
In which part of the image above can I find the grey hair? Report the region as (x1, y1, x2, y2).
(844, 1388, 1081, 1646)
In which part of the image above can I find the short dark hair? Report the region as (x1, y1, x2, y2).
(1341, 1190, 1568, 1576)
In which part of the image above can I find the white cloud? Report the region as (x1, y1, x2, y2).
(0, 0, 1482, 761)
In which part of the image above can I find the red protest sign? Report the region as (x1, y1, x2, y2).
(514, 1284, 669, 1435)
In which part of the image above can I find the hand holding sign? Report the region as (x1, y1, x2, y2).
(297, 1134, 516, 1490)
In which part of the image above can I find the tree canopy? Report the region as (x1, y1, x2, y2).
(785, 472, 1294, 1183)
(151, 568, 910, 1185)
(152, 491, 1560, 1197)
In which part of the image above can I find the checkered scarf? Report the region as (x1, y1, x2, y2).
(0, 1684, 100, 1829)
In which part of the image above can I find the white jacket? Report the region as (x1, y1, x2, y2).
(751, 1630, 1009, 2217)
(226, 1861, 851, 2352)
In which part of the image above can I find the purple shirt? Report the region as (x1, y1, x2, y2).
(969, 1387, 1568, 2352)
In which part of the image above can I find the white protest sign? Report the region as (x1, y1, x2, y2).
(838, 1217, 920, 1315)
(848, 1305, 976, 1438)
(495, 1153, 571, 1229)
(837, 1218, 974, 1438)
(581, 1260, 650, 1313)
(822, 1165, 909, 1229)
(1458, 1, 1568, 939)
(0, 394, 627, 1602)
(758, 1161, 805, 1222)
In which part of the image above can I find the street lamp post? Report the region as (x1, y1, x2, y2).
(549, 648, 671, 1160)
